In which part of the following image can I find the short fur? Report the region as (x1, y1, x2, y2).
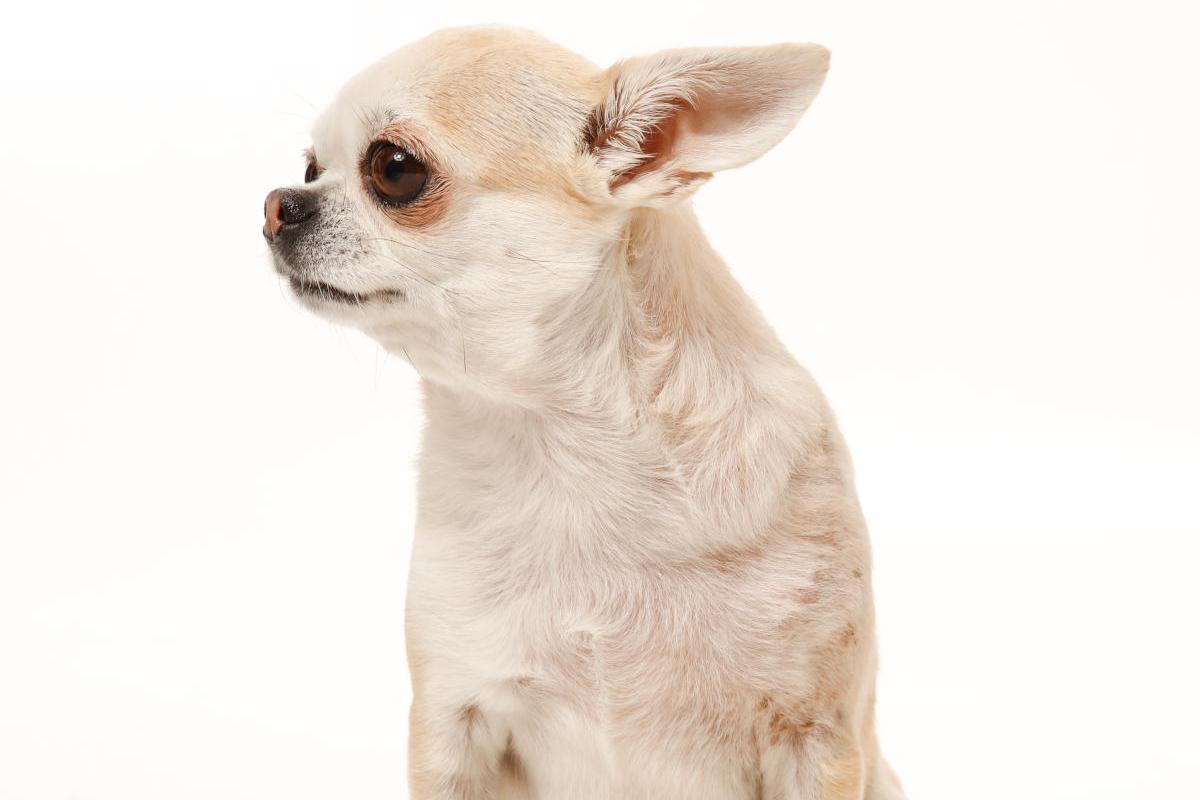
(264, 25, 905, 800)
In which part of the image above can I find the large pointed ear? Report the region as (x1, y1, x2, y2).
(584, 43, 830, 206)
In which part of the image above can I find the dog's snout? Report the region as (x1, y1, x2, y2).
(263, 188, 316, 240)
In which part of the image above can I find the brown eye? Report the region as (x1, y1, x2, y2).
(367, 142, 427, 205)
(304, 160, 320, 184)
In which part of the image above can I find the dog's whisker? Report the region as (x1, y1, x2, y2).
(371, 251, 458, 294)
(364, 237, 601, 269)
(287, 90, 319, 114)
(269, 110, 315, 122)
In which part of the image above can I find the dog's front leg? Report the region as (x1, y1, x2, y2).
(759, 721, 866, 800)
(408, 696, 510, 800)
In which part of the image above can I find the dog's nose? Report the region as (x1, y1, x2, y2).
(263, 188, 316, 240)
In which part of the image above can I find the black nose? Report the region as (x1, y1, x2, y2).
(263, 188, 317, 239)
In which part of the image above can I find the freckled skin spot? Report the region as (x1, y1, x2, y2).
(767, 709, 816, 747)
(840, 624, 857, 648)
(795, 586, 822, 605)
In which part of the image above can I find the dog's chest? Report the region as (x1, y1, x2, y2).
(410, 467, 852, 717)
(410, 508, 851, 799)
(409, 417, 864, 791)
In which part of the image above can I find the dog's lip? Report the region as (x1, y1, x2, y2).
(287, 275, 404, 304)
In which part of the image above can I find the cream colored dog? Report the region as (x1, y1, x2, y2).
(263, 25, 904, 800)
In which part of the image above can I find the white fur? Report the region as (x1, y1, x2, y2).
(266, 25, 904, 800)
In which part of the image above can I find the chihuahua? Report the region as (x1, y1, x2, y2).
(263, 25, 904, 800)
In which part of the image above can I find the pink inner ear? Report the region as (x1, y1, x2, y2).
(667, 80, 781, 175)
(594, 80, 773, 190)
(689, 84, 774, 142)
(608, 98, 688, 188)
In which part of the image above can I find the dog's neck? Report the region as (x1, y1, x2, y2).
(416, 202, 829, 553)
(428, 202, 798, 416)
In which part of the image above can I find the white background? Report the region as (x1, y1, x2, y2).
(1, 1, 1198, 798)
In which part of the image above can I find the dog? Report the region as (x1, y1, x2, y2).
(263, 25, 904, 800)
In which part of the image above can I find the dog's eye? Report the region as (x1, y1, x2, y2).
(304, 160, 320, 184)
(367, 143, 427, 205)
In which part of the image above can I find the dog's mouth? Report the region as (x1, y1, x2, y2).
(287, 275, 404, 305)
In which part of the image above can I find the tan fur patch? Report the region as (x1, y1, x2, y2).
(766, 708, 817, 748)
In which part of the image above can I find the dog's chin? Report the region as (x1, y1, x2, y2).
(269, 249, 404, 316)
(283, 275, 406, 327)
(287, 275, 404, 306)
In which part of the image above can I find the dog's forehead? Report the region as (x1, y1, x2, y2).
(313, 27, 602, 176)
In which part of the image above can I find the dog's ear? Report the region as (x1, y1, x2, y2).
(584, 43, 830, 206)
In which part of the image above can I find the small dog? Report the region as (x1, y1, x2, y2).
(264, 26, 904, 800)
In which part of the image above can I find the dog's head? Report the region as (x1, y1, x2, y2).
(264, 26, 829, 392)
